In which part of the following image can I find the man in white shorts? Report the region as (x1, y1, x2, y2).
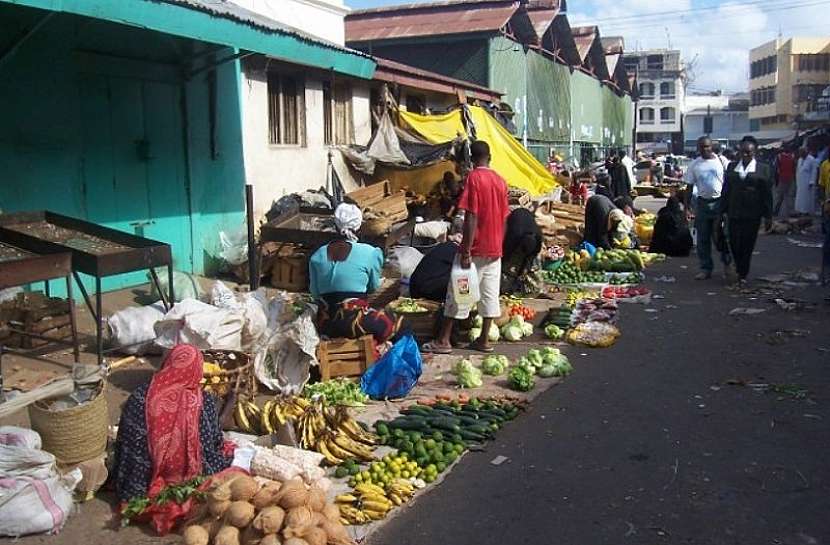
(423, 140, 510, 354)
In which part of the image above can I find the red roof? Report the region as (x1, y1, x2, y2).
(346, 0, 520, 43)
(373, 56, 503, 101)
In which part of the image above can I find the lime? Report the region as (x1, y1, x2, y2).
(436, 462, 447, 472)
(334, 467, 349, 479)
(424, 439, 436, 450)
(453, 443, 464, 454)
(424, 474, 435, 483)
(393, 428, 405, 438)
(348, 465, 360, 476)
(401, 470, 411, 478)
(445, 451, 458, 463)
(432, 432, 444, 442)
(443, 442, 455, 454)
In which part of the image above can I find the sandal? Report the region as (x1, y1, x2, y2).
(468, 342, 495, 353)
(421, 341, 453, 354)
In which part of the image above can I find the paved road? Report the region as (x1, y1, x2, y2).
(370, 234, 830, 545)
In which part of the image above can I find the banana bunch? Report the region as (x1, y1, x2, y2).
(326, 406, 379, 446)
(386, 478, 415, 506)
(316, 431, 376, 465)
(336, 483, 393, 523)
(233, 399, 262, 434)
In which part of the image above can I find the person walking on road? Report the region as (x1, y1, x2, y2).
(720, 136, 773, 286)
(773, 147, 797, 218)
(423, 140, 509, 354)
(684, 136, 732, 280)
(795, 145, 819, 215)
(620, 149, 637, 193)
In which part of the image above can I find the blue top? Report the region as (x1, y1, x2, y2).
(309, 242, 384, 299)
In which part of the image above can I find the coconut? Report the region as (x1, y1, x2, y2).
(283, 539, 308, 545)
(260, 535, 282, 545)
(300, 527, 326, 545)
(322, 503, 341, 523)
(283, 506, 313, 537)
(252, 483, 282, 509)
(306, 486, 326, 512)
(226, 501, 256, 528)
(214, 526, 241, 545)
(183, 525, 210, 545)
(252, 506, 286, 534)
(277, 481, 309, 510)
(319, 519, 352, 545)
(208, 498, 232, 518)
(229, 476, 260, 502)
(240, 527, 264, 545)
(210, 483, 233, 502)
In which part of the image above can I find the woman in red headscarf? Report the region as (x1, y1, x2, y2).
(112, 345, 232, 530)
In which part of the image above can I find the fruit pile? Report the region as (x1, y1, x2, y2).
(543, 261, 605, 285)
(601, 285, 650, 299)
(607, 272, 643, 285)
(508, 304, 536, 321)
(336, 479, 417, 524)
(234, 397, 379, 466)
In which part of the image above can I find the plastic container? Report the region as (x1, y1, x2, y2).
(450, 257, 479, 309)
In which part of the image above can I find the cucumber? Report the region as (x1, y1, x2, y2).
(387, 418, 430, 431)
(455, 410, 481, 419)
(466, 424, 493, 435)
(458, 429, 486, 441)
(427, 417, 462, 433)
(455, 415, 481, 426)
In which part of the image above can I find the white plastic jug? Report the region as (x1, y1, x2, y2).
(450, 257, 479, 308)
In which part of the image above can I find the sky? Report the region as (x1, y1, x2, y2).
(344, 0, 830, 94)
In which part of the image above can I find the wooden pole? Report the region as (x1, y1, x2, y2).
(246, 184, 258, 290)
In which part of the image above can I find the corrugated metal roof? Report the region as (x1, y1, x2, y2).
(571, 25, 597, 62)
(374, 56, 503, 100)
(527, 8, 559, 39)
(346, 0, 519, 43)
(161, 0, 372, 59)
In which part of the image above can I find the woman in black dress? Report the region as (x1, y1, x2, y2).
(650, 196, 693, 256)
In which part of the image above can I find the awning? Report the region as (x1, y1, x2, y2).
(3, 0, 376, 79)
(399, 106, 558, 196)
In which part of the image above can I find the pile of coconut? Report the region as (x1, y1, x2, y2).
(182, 474, 353, 545)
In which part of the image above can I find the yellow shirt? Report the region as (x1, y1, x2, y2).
(819, 159, 830, 193)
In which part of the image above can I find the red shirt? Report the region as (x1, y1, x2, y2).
(457, 167, 510, 257)
(777, 152, 796, 184)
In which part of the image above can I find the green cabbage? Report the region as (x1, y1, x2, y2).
(537, 364, 558, 378)
(515, 357, 536, 375)
(526, 349, 544, 368)
(488, 323, 500, 342)
(520, 321, 534, 337)
(544, 324, 564, 340)
(471, 315, 483, 328)
(508, 365, 536, 392)
(481, 355, 507, 376)
(501, 324, 523, 341)
(469, 327, 482, 342)
(452, 358, 483, 388)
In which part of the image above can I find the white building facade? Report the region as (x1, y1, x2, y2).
(623, 49, 686, 154)
(683, 94, 750, 153)
(231, 0, 374, 218)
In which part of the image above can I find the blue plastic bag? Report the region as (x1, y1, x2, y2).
(576, 241, 597, 257)
(360, 334, 422, 400)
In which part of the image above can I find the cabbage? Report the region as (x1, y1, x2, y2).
(544, 324, 564, 340)
(469, 327, 482, 342)
(497, 354, 510, 367)
(471, 315, 483, 328)
(509, 314, 525, 326)
(516, 357, 536, 375)
(452, 358, 483, 388)
(541, 347, 560, 357)
(502, 325, 523, 342)
(488, 323, 500, 343)
(520, 322, 533, 337)
(526, 349, 544, 368)
(537, 365, 558, 378)
(508, 365, 536, 392)
(482, 355, 507, 376)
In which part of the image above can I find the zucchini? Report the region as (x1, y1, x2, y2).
(387, 418, 430, 431)
(427, 417, 462, 433)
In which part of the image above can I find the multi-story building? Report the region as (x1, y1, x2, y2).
(749, 37, 830, 140)
(683, 93, 750, 153)
(623, 49, 685, 154)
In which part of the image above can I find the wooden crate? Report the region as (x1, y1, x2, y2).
(346, 181, 408, 224)
(0, 293, 71, 348)
(271, 255, 309, 292)
(386, 299, 441, 342)
(317, 335, 376, 380)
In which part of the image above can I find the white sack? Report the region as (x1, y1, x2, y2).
(154, 298, 244, 351)
(105, 302, 166, 355)
(210, 282, 268, 352)
(253, 300, 319, 395)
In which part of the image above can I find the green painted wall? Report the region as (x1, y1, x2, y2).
(623, 95, 634, 146)
(0, 5, 245, 293)
(488, 35, 527, 137)
(366, 40, 489, 87)
(570, 70, 603, 145)
(526, 51, 571, 144)
(601, 86, 626, 149)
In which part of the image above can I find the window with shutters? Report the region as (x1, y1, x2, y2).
(660, 81, 675, 99)
(323, 81, 354, 145)
(660, 107, 675, 124)
(267, 72, 305, 146)
(638, 82, 655, 99)
(639, 107, 655, 124)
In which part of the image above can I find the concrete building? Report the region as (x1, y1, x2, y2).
(683, 93, 750, 153)
(623, 49, 685, 154)
(749, 37, 830, 141)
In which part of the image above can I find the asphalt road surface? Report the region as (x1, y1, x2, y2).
(370, 233, 830, 545)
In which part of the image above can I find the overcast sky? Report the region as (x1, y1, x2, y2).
(345, 0, 830, 94)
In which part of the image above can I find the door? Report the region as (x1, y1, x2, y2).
(79, 73, 193, 290)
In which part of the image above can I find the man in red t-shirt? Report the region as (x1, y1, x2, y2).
(423, 140, 510, 354)
(774, 148, 796, 218)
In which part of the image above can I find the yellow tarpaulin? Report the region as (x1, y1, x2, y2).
(399, 106, 558, 196)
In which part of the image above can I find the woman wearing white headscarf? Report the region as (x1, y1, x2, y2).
(308, 204, 399, 343)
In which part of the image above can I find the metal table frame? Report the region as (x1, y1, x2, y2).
(0, 211, 174, 365)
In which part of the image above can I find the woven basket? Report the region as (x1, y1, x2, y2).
(28, 384, 108, 465)
(201, 349, 254, 400)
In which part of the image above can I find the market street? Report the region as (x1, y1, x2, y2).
(370, 233, 830, 545)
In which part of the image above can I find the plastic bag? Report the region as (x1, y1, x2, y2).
(360, 334, 422, 400)
(253, 305, 319, 394)
(389, 246, 424, 280)
(105, 302, 166, 355)
(219, 228, 249, 266)
(210, 282, 268, 351)
(148, 269, 204, 303)
(154, 298, 244, 351)
(0, 427, 81, 537)
(566, 321, 621, 348)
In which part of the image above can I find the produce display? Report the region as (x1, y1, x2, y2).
(588, 249, 665, 273)
(634, 212, 656, 244)
(452, 358, 483, 388)
(541, 261, 606, 285)
(499, 314, 534, 342)
(180, 473, 355, 545)
(543, 306, 574, 330)
(601, 285, 651, 300)
(514, 347, 572, 379)
(507, 366, 535, 392)
(336, 478, 417, 524)
(566, 321, 621, 348)
(607, 273, 644, 285)
(390, 298, 429, 314)
(468, 315, 501, 343)
(544, 323, 565, 340)
(302, 378, 369, 407)
(508, 304, 536, 321)
(481, 354, 509, 375)
(122, 477, 205, 526)
(235, 397, 379, 465)
(571, 298, 618, 326)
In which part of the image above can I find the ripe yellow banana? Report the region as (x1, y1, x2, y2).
(335, 494, 358, 503)
(358, 493, 390, 506)
(261, 400, 275, 434)
(333, 434, 374, 460)
(234, 402, 253, 433)
(325, 437, 360, 462)
(363, 508, 387, 520)
(355, 483, 385, 496)
(316, 438, 344, 465)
